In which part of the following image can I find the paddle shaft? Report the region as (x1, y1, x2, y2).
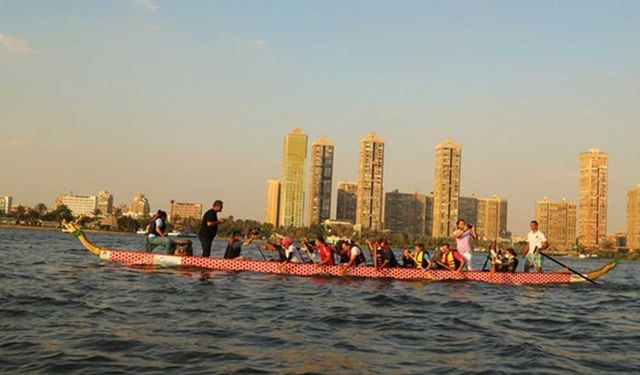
(481, 253, 491, 271)
(539, 251, 596, 284)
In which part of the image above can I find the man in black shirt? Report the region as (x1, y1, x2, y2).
(198, 200, 225, 257)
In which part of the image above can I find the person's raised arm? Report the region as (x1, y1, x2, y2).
(242, 234, 255, 247)
(470, 227, 478, 241)
(454, 229, 464, 239)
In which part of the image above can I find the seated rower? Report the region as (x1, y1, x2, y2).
(499, 248, 519, 273)
(257, 237, 288, 261)
(340, 240, 366, 275)
(280, 236, 303, 264)
(304, 236, 335, 266)
(489, 240, 505, 272)
(146, 210, 176, 254)
(441, 243, 465, 273)
(402, 243, 431, 269)
(223, 230, 256, 259)
(368, 238, 398, 270)
(430, 246, 445, 270)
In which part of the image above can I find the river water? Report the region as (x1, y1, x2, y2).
(1, 227, 639, 374)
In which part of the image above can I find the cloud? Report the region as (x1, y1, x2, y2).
(0, 32, 33, 54)
(134, 0, 159, 11)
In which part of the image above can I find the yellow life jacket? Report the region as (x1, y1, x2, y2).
(445, 252, 457, 269)
(413, 250, 424, 268)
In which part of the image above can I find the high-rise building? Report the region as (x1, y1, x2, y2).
(356, 132, 385, 230)
(384, 190, 431, 236)
(0, 196, 13, 215)
(627, 185, 640, 250)
(169, 201, 202, 223)
(579, 149, 609, 250)
(279, 128, 308, 228)
(55, 193, 98, 217)
(308, 136, 334, 226)
(458, 196, 478, 228)
(536, 197, 577, 251)
(97, 191, 114, 216)
(432, 139, 462, 238)
(129, 193, 150, 217)
(337, 181, 358, 224)
(264, 179, 281, 227)
(475, 195, 508, 240)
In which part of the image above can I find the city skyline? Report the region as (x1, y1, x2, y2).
(2, 2, 640, 235)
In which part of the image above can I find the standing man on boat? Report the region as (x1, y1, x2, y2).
(454, 219, 478, 271)
(522, 220, 549, 273)
(198, 200, 225, 257)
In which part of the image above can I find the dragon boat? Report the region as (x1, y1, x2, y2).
(62, 221, 618, 285)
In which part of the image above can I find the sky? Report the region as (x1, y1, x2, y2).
(1, 0, 639, 235)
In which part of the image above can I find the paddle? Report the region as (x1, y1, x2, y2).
(256, 246, 268, 261)
(538, 251, 597, 285)
(481, 253, 491, 271)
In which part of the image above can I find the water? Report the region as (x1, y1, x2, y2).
(1, 227, 639, 374)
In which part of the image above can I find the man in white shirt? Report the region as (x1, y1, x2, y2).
(522, 220, 549, 273)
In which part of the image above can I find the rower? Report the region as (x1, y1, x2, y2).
(441, 243, 465, 273)
(370, 238, 398, 270)
(340, 240, 366, 275)
(146, 210, 176, 254)
(430, 246, 445, 270)
(316, 236, 335, 266)
(281, 236, 303, 264)
(500, 248, 519, 273)
(223, 230, 256, 259)
(402, 243, 430, 269)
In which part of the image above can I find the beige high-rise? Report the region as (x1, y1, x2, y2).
(432, 139, 462, 238)
(356, 132, 385, 230)
(579, 149, 608, 250)
(627, 186, 640, 250)
(279, 128, 308, 228)
(308, 136, 334, 226)
(97, 191, 114, 215)
(536, 197, 577, 251)
(264, 179, 281, 227)
(476, 195, 508, 240)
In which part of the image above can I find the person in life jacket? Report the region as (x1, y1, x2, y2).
(440, 243, 465, 273)
(223, 230, 256, 259)
(280, 236, 304, 264)
(499, 248, 519, 273)
(146, 210, 176, 254)
(402, 243, 431, 269)
(304, 236, 335, 267)
(340, 240, 367, 275)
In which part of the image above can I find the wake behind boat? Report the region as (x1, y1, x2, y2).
(61, 221, 618, 285)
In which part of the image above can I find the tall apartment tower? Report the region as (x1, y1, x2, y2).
(476, 195, 508, 240)
(579, 149, 608, 250)
(356, 132, 385, 230)
(264, 179, 281, 227)
(432, 139, 462, 238)
(97, 191, 114, 215)
(627, 186, 640, 250)
(536, 197, 577, 251)
(279, 128, 308, 228)
(308, 136, 334, 226)
(337, 181, 358, 223)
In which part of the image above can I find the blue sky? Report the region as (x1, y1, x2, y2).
(1, 0, 639, 235)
